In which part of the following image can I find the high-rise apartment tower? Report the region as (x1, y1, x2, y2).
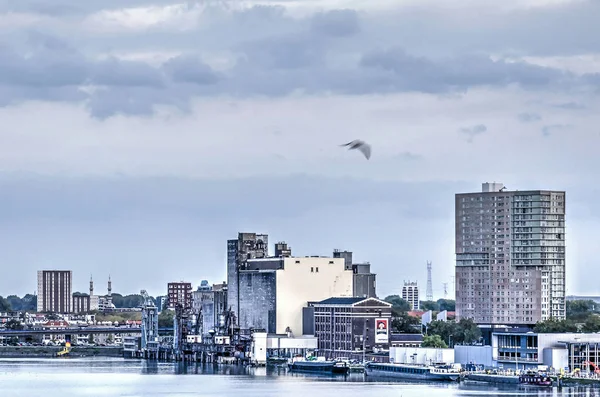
(37, 270, 73, 313)
(455, 182, 566, 326)
(402, 281, 420, 311)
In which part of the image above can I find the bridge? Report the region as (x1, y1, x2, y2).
(0, 327, 174, 337)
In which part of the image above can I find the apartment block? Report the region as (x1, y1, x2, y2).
(402, 281, 420, 311)
(167, 282, 193, 309)
(37, 270, 72, 313)
(455, 182, 566, 326)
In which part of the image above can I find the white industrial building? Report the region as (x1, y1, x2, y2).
(390, 347, 455, 366)
(251, 332, 318, 365)
(454, 345, 495, 368)
(238, 256, 353, 335)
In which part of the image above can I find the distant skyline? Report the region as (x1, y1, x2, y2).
(1, 1, 599, 298)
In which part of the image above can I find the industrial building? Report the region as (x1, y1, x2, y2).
(237, 256, 354, 335)
(227, 232, 270, 326)
(455, 182, 566, 327)
(37, 270, 72, 313)
(168, 282, 192, 309)
(390, 346, 455, 365)
(192, 281, 227, 337)
(250, 332, 318, 365)
(304, 297, 392, 359)
(332, 249, 377, 298)
(352, 263, 377, 298)
(402, 281, 419, 311)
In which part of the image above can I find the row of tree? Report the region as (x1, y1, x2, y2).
(0, 295, 37, 312)
(383, 295, 456, 316)
(383, 295, 482, 346)
(0, 293, 159, 313)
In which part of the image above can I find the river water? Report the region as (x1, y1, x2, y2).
(0, 357, 595, 397)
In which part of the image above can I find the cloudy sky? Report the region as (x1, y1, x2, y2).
(0, 0, 598, 299)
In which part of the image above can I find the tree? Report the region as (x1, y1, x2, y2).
(0, 296, 11, 312)
(436, 299, 456, 312)
(582, 315, 600, 333)
(427, 318, 481, 347)
(111, 294, 145, 309)
(384, 295, 411, 314)
(422, 335, 448, 348)
(420, 301, 440, 312)
(5, 319, 24, 330)
(533, 318, 578, 333)
(453, 318, 481, 345)
(158, 310, 174, 328)
(427, 320, 454, 345)
(392, 313, 422, 333)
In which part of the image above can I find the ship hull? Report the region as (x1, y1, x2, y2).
(288, 361, 349, 375)
(365, 363, 461, 382)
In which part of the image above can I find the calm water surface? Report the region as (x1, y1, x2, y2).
(0, 357, 598, 397)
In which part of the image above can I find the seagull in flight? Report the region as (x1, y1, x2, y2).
(340, 139, 371, 160)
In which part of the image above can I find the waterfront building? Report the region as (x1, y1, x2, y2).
(227, 233, 269, 325)
(167, 282, 192, 309)
(192, 281, 227, 337)
(389, 333, 424, 348)
(390, 346, 454, 365)
(333, 249, 353, 270)
(250, 332, 318, 365)
(238, 256, 354, 335)
(455, 182, 566, 326)
(402, 281, 420, 311)
(37, 270, 72, 313)
(456, 332, 600, 372)
(304, 297, 392, 359)
(274, 241, 292, 257)
(352, 263, 377, 298)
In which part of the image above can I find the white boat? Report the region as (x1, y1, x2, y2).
(365, 362, 462, 382)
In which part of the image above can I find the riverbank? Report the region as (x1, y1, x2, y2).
(0, 346, 123, 358)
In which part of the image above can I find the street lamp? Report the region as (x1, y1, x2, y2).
(448, 334, 453, 348)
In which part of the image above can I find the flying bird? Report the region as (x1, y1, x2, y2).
(340, 139, 371, 160)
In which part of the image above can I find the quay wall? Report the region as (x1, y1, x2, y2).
(466, 373, 519, 384)
(0, 346, 123, 358)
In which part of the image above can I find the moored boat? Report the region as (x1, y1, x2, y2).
(288, 359, 349, 374)
(519, 372, 553, 387)
(365, 362, 462, 382)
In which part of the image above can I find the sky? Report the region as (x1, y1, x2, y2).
(0, 0, 599, 299)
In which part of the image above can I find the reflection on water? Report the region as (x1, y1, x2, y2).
(0, 357, 599, 397)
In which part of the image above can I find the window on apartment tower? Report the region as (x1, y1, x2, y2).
(316, 267, 319, 273)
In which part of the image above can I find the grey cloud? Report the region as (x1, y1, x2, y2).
(2, 3, 600, 118)
(0, 0, 182, 15)
(236, 34, 326, 71)
(162, 55, 220, 85)
(554, 102, 586, 110)
(310, 9, 360, 38)
(518, 113, 542, 123)
(460, 124, 487, 142)
(358, 48, 565, 93)
(542, 124, 574, 137)
(92, 58, 165, 88)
